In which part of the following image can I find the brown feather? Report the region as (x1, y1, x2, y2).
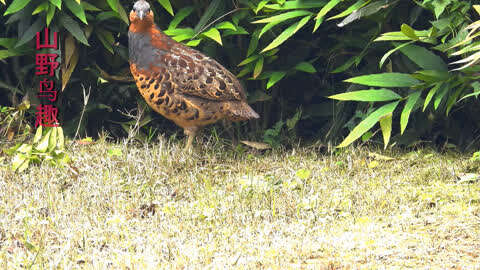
(128, 0, 259, 148)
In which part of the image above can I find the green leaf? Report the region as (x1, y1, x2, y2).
(115, 3, 129, 24)
(262, 15, 311, 52)
(238, 54, 260, 66)
(237, 65, 254, 78)
(186, 39, 201, 47)
(446, 87, 463, 116)
(0, 50, 24, 59)
(412, 70, 449, 83)
(95, 28, 115, 54)
(56, 127, 65, 150)
(216, 21, 237, 31)
(253, 10, 312, 24)
(294, 62, 316, 73)
(267, 71, 287, 89)
(247, 29, 260, 57)
(434, 83, 449, 110)
(193, 0, 221, 34)
(12, 150, 30, 172)
(158, 0, 174, 16)
(255, 0, 269, 13)
(344, 73, 421, 88)
(314, 0, 341, 32)
(60, 14, 89, 45)
(327, 0, 367, 20)
(4, 0, 31, 15)
(379, 41, 415, 69)
(0, 38, 17, 48)
(423, 83, 442, 111)
(35, 128, 52, 153)
(168, 6, 194, 29)
(49, 0, 61, 10)
(400, 91, 421, 134)
(81, 2, 100, 11)
(202, 28, 222, 45)
(64, 0, 87, 24)
(399, 44, 447, 71)
(400, 24, 419, 40)
(32, 2, 49, 15)
(379, 113, 393, 148)
(264, 1, 328, 10)
(46, 3, 56, 26)
(106, 0, 118, 12)
(33, 126, 43, 144)
(48, 125, 57, 152)
(15, 16, 44, 47)
(337, 101, 400, 148)
(329, 89, 402, 102)
(253, 56, 264, 79)
(375, 30, 435, 43)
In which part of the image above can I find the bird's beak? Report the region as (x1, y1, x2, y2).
(137, 10, 145, 20)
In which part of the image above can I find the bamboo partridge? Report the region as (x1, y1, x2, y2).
(128, 0, 259, 150)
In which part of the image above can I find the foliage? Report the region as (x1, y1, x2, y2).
(330, 1, 480, 149)
(0, 97, 31, 141)
(5, 126, 69, 172)
(1, 0, 480, 152)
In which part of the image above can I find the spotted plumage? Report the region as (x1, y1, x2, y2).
(128, 0, 259, 149)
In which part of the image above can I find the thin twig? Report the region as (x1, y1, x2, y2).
(191, 7, 244, 40)
(74, 84, 91, 140)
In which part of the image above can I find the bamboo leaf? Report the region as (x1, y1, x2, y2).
(379, 41, 415, 69)
(267, 71, 287, 89)
(423, 83, 442, 111)
(344, 73, 420, 87)
(46, 3, 56, 26)
(4, 0, 32, 15)
(264, 1, 328, 10)
(15, 16, 44, 47)
(379, 113, 393, 148)
(168, 6, 194, 29)
(314, 0, 341, 31)
(294, 61, 316, 73)
(49, 0, 61, 9)
(329, 89, 402, 102)
(337, 101, 400, 148)
(253, 56, 264, 79)
(399, 44, 447, 71)
(238, 54, 260, 66)
(60, 14, 89, 45)
(202, 28, 222, 45)
(194, 0, 221, 34)
(400, 24, 418, 40)
(64, 0, 88, 24)
(261, 15, 311, 52)
(400, 91, 421, 134)
(62, 36, 79, 91)
(253, 10, 312, 24)
(157, 0, 174, 16)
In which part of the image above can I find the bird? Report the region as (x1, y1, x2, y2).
(128, 0, 259, 150)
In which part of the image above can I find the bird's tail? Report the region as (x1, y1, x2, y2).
(227, 102, 260, 121)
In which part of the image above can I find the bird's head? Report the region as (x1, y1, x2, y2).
(129, 0, 153, 24)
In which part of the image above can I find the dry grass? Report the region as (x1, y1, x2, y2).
(1, 136, 479, 269)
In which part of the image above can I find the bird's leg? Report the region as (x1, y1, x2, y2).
(184, 127, 197, 151)
(222, 119, 237, 147)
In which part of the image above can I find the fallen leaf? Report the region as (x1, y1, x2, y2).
(240, 141, 271, 150)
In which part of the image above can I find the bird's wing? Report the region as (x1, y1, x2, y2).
(152, 34, 246, 102)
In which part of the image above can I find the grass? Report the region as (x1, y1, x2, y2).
(0, 135, 479, 269)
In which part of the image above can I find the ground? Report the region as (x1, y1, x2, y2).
(0, 136, 479, 269)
